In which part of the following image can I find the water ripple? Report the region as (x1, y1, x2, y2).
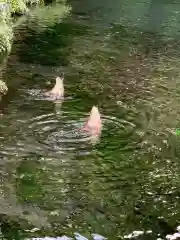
(26, 89, 73, 101)
(28, 112, 93, 145)
(0, 112, 97, 157)
(0, 109, 136, 159)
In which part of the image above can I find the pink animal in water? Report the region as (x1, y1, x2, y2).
(44, 75, 64, 100)
(82, 106, 102, 135)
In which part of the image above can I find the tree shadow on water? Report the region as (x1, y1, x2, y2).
(16, 21, 91, 67)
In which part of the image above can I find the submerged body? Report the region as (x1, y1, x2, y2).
(82, 106, 102, 135)
(44, 75, 64, 100)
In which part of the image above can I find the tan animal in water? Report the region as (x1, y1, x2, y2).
(82, 106, 102, 135)
(44, 75, 64, 100)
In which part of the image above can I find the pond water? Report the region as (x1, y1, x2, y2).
(1, 0, 180, 239)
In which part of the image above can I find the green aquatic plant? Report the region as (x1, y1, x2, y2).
(176, 129, 180, 136)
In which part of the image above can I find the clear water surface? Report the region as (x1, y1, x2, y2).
(1, 0, 180, 239)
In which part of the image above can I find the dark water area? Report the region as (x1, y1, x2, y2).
(1, 0, 180, 239)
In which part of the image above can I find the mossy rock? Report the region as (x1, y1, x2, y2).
(0, 23, 13, 55)
(10, 0, 29, 14)
(0, 80, 8, 95)
(25, 0, 44, 5)
(0, 2, 13, 55)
